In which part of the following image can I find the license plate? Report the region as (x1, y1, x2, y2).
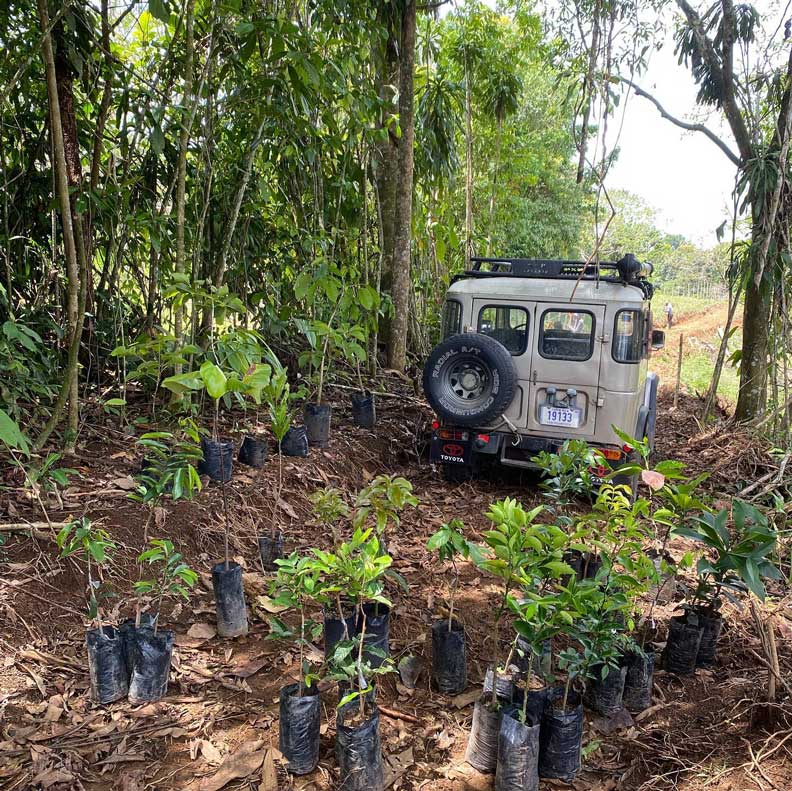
(539, 406, 582, 428)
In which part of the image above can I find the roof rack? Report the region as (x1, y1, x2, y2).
(460, 254, 652, 284)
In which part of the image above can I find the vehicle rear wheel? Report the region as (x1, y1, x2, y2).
(423, 333, 517, 427)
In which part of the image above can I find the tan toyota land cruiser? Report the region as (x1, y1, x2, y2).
(422, 255, 665, 482)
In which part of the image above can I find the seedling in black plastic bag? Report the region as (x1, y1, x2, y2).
(134, 539, 198, 634)
(476, 498, 551, 709)
(673, 498, 781, 612)
(427, 518, 481, 631)
(532, 439, 598, 509)
(326, 634, 395, 711)
(267, 552, 325, 694)
(57, 517, 116, 626)
(311, 527, 397, 719)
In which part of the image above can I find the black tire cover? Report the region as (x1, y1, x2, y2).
(422, 333, 517, 426)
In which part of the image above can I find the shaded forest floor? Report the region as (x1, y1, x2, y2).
(1, 379, 790, 791)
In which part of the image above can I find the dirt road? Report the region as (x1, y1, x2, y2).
(651, 298, 740, 403)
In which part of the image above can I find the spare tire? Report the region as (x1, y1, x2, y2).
(423, 333, 517, 426)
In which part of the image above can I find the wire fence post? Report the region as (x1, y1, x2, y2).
(673, 333, 684, 409)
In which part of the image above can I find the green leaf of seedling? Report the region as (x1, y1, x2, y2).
(200, 361, 227, 400)
(161, 371, 204, 395)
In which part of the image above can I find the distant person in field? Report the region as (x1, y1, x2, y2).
(664, 301, 674, 328)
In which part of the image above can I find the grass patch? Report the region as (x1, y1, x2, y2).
(679, 352, 740, 404)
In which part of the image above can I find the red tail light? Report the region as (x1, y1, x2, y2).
(438, 429, 469, 441)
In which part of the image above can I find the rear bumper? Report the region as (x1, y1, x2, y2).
(429, 427, 624, 475)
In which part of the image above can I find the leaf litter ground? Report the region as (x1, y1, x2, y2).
(0, 381, 790, 791)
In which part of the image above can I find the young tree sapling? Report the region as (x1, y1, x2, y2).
(427, 518, 481, 631)
(57, 517, 116, 627)
(476, 498, 551, 709)
(267, 552, 325, 695)
(134, 539, 198, 634)
(130, 427, 202, 625)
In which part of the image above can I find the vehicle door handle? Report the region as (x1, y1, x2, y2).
(531, 369, 537, 385)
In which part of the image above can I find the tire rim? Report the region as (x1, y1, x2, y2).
(442, 356, 493, 407)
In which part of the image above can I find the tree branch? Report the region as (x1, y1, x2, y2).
(620, 77, 742, 166)
(675, 0, 753, 160)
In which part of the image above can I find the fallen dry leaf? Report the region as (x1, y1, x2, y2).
(255, 595, 289, 614)
(231, 657, 268, 678)
(31, 768, 75, 789)
(277, 498, 298, 519)
(130, 703, 162, 718)
(111, 475, 138, 490)
(200, 739, 223, 765)
(259, 748, 277, 791)
(451, 688, 481, 709)
(199, 740, 265, 791)
(150, 726, 188, 738)
(118, 770, 145, 791)
(187, 622, 217, 640)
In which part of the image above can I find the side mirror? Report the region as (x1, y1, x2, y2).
(651, 329, 665, 350)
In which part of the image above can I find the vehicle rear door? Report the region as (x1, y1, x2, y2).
(471, 299, 535, 428)
(525, 303, 606, 436)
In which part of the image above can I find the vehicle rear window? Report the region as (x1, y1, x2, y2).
(477, 305, 529, 355)
(441, 299, 462, 339)
(539, 310, 594, 361)
(613, 309, 644, 363)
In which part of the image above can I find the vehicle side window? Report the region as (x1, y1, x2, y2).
(613, 309, 644, 363)
(477, 305, 529, 355)
(441, 299, 462, 339)
(539, 310, 594, 361)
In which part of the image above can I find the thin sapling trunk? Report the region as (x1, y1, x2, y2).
(448, 557, 458, 633)
(336, 594, 350, 640)
(316, 328, 333, 406)
(221, 475, 230, 570)
(521, 663, 534, 723)
(299, 602, 305, 698)
(357, 602, 368, 720)
(490, 582, 512, 709)
(215, 436, 230, 569)
(135, 507, 156, 628)
(562, 674, 572, 712)
(356, 358, 365, 393)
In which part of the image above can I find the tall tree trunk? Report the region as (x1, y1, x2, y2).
(464, 56, 473, 269)
(373, 5, 400, 344)
(486, 120, 503, 256)
(735, 276, 770, 421)
(173, 0, 195, 370)
(388, 0, 416, 371)
(34, 0, 88, 452)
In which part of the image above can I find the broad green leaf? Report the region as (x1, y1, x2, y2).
(0, 409, 29, 456)
(161, 371, 203, 395)
(200, 361, 227, 400)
